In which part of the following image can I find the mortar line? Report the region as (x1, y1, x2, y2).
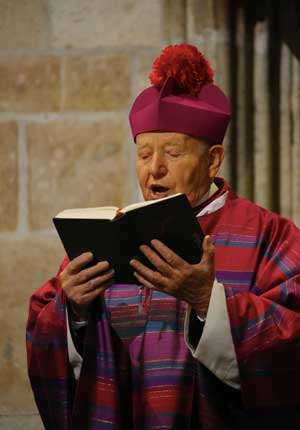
(0, 111, 128, 123)
(127, 51, 143, 204)
(17, 120, 28, 236)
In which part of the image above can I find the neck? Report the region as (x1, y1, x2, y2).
(194, 182, 218, 207)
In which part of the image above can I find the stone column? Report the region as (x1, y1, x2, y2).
(186, 0, 232, 181)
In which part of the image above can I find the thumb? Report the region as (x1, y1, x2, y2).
(201, 235, 215, 266)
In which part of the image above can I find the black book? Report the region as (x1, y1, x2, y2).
(53, 193, 204, 284)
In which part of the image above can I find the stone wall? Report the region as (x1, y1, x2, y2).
(0, 0, 299, 428)
(0, 2, 160, 428)
(0, 1, 228, 428)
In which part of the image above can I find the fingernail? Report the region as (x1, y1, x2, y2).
(99, 260, 109, 268)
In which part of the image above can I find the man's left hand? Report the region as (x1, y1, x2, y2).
(129, 235, 215, 318)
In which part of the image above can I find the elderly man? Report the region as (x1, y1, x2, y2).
(27, 45, 300, 429)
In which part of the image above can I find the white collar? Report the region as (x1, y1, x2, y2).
(197, 182, 219, 205)
(195, 183, 228, 217)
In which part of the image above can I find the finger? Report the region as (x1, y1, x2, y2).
(72, 284, 108, 307)
(150, 239, 187, 268)
(82, 287, 105, 302)
(133, 271, 158, 291)
(70, 260, 110, 287)
(67, 252, 94, 275)
(69, 273, 114, 308)
(130, 258, 166, 288)
(138, 245, 172, 276)
(80, 269, 115, 294)
(199, 235, 215, 266)
(69, 271, 114, 305)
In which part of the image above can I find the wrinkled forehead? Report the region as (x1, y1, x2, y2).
(136, 131, 204, 149)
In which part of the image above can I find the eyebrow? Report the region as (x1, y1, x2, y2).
(136, 143, 152, 150)
(164, 141, 184, 146)
(136, 136, 189, 148)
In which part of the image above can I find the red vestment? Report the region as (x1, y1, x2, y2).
(27, 178, 300, 429)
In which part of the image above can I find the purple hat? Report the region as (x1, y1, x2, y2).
(129, 44, 231, 144)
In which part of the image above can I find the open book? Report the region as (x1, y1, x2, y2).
(53, 193, 204, 284)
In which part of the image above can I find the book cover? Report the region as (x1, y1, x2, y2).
(53, 193, 204, 284)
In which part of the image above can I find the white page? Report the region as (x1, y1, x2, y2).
(55, 206, 118, 220)
(122, 193, 182, 213)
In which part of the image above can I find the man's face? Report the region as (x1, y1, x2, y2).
(136, 132, 220, 207)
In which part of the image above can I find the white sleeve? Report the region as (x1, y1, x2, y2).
(184, 279, 240, 389)
(66, 306, 84, 381)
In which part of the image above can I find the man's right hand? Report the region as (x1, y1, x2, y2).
(60, 252, 114, 320)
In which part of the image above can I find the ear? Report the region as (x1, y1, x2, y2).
(208, 145, 224, 180)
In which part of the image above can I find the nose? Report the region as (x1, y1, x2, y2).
(149, 152, 167, 178)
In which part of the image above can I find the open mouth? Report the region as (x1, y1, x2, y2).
(150, 184, 170, 198)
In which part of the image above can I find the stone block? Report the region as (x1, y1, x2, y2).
(0, 56, 60, 113)
(0, 0, 49, 49)
(253, 21, 271, 210)
(0, 121, 18, 232)
(63, 54, 130, 111)
(163, 0, 186, 44)
(279, 43, 292, 218)
(0, 415, 43, 430)
(134, 50, 160, 96)
(0, 236, 65, 413)
(48, 0, 163, 49)
(27, 119, 127, 230)
(214, 42, 230, 94)
(187, 0, 229, 34)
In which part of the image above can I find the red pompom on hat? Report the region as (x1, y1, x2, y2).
(129, 44, 231, 144)
(149, 44, 214, 96)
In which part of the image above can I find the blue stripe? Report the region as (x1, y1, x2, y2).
(27, 335, 67, 349)
(142, 374, 192, 386)
(105, 296, 140, 305)
(271, 255, 293, 277)
(264, 248, 295, 277)
(214, 240, 258, 248)
(112, 320, 183, 338)
(232, 302, 278, 341)
(280, 283, 287, 303)
(96, 352, 114, 361)
(144, 361, 188, 370)
(216, 279, 250, 285)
